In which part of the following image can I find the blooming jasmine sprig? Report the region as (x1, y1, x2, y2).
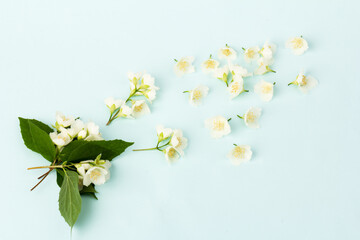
(19, 113, 133, 228)
(183, 85, 209, 106)
(227, 144, 252, 165)
(237, 107, 262, 129)
(105, 72, 159, 125)
(288, 70, 318, 93)
(174, 56, 195, 76)
(133, 125, 188, 163)
(286, 36, 308, 55)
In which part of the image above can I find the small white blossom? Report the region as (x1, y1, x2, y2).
(174, 57, 195, 76)
(170, 129, 188, 155)
(218, 45, 237, 61)
(243, 107, 262, 129)
(131, 100, 150, 118)
(85, 122, 103, 141)
(156, 125, 173, 141)
(205, 116, 231, 139)
(164, 146, 180, 163)
(228, 77, 247, 99)
(254, 80, 275, 102)
(55, 112, 75, 128)
(254, 57, 275, 75)
(214, 65, 229, 85)
(286, 36, 308, 55)
(289, 71, 318, 93)
(77, 159, 111, 186)
(228, 145, 252, 165)
(49, 131, 71, 147)
(188, 85, 209, 106)
(260, 41, 276, 60)
(201, 56, 219, 73)
(229, 64, 253, 78)
(244, 46, 260, 63)
(105, 97, 124, 113)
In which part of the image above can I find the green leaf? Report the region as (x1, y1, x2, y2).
(56, 169, 65, 187)
(59, 170, 82, 228)
(80, 184, 98, 200)
(60, 139, 134, 163)
(19, 117, 56, 162)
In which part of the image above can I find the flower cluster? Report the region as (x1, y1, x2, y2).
(19, 114, 133, 228)
(133, 125, 188, 163)
(105, 72, 159, 125)
(50, 112, 103, 148)
(76, 154, 111, 188)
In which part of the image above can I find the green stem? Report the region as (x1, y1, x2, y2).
(133, 147, 159, 151)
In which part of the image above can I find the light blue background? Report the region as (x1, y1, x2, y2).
(1, 0, 359, 239)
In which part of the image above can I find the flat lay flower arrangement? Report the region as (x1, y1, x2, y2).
(19, 36, 318, 230)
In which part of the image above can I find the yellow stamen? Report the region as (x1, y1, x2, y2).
(233, 146, 245, 159)
(178, 60, 189, 71)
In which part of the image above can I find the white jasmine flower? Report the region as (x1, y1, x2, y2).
(218, 44, 237, 61)
(131, 100, 150, 118)
(49, 131, 71, 147)
(188, 85, 209, 106)
(55, 112, 75, 128)
(254, 57, 275, 75)
(289, 71, 318, 93)
(164, 146, 180, 163)
(174, 56, 195, 76)
(243, 107, 262, 129)
(128, 72, 142, 90)
(118, 103, 133, 118)
(260, 41, 276, 59)
(286, 36, 308, 55)
(67, 119, 86, 138)
(85, 122, 103, 141)
(229, 64, 253, 78)
(254, 80, 275, 102)
(201, 56, 219, 73)
(244, 46, 260, 63)
(214, 65, 229, 85)
(83, 166, 109, 186)
(228, 77, 247, 99)
(170, 129, 188, 155)
(156, 125, 173, 141)
(228, 145, 252, 165)
(205, 116, 231, 139)
(105, 97, 124, 113)
(77, 129, 87, 140)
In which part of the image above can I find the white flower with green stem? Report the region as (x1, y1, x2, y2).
(174, 56, 195, 76)
(183, 85, 209, 106)
(201, 54, 219, 74)
(288, 70, 318, 93)
(228, 144, 252, 165)
(237, 107, 262, 129)
(133, 125, 188, 163)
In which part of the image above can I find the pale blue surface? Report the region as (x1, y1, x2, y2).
(1, 0, 360, 239)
